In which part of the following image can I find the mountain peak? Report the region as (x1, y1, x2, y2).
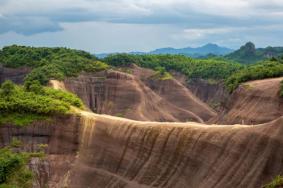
(203, 43, 219, 48)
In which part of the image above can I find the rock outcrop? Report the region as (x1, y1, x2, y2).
(211, 77, 283, 125)
(186, 79, 229, 112)
(61, 66, 216, 122)
(0, 65, 31, 84)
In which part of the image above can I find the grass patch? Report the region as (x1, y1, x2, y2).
(151, 67, 173, 81)
(0, 113, 49, 127)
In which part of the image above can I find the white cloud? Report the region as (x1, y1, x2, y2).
(0, 0, 283, 51)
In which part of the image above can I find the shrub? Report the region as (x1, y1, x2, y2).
(0, 148, 34, 188)
(0, 81, 83, 126)
(24, 80, 44, 94)
(225, 60, 283, 92)
(0, 80, 15, 96)
(280, 81, 283, 97)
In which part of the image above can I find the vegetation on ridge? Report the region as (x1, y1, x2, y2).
(225, 58, 283, 92)
(0, 45, 108, 85)
(0, 80, 83, 126)
(104, 53, 243, 80)
(225, 42, 283, 64)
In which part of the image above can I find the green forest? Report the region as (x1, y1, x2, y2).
(104, 53, 283, 93)
(0, 80, 83, 126)
(0, 45, 108, 85)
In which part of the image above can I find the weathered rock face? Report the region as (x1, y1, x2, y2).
(187, 79, 230, 112)
(1, 112, 283, 188)
(211, 77, 283, 125)
(65, 113, 283, 188)
(0, 115, 80, 188)
(62, 67, 216, 123)
(0, 65, 31, 84)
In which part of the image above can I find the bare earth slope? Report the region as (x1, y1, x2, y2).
(57, 66, 216, 122)
(211, 77, 283, 125)
(1, 111, 283, 188)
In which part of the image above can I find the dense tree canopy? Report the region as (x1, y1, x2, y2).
(225, 58, 283, 92)
(0, 80, 84, 126)
(104, 54, 243, 80)
(0, 45, 109, 85)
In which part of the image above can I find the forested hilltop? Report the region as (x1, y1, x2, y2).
(225, 42, 283, 64)
(104, 53, 283, 93)
(0, 45, 109, 127)
(1, 45, 283, 95)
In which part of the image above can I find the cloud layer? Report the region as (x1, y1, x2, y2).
(0, 0, 283, 52)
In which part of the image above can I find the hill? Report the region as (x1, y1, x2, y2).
(149, 43, 233, 57)
(226, 42, 283, 64)
(96, 44, 234, 58)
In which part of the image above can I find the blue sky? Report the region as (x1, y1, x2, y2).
(0, 0, 283, 53)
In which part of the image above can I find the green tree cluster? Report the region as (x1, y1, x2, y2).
(225, 59, 283, 92)
(0, 45, 109, 85)
(0, 81, 83, 126)
(0, 147, 33, 188)
(104, 54, 243, 80)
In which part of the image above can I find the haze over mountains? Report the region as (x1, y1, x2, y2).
(96, 43, 234, 58)
(97, 42, 283, 65)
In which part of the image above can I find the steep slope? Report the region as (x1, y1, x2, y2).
(0, 65, 31, 84)
(58, 66, 216, 122)
(184, 79, 229, 112)
(211, 77, 283, 124)
(2, 111, 283, 188)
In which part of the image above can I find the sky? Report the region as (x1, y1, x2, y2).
(0, 0, 283, 53)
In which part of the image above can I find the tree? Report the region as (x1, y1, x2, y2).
(0, 80, 15, 96)
(24, 80, 43, 94)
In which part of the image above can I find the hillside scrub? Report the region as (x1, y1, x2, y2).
(0, 80, 83, 126)
(104, 54, 243, 80)
(0, 45, 109, 85)
(0, 141, 46, 188)
(0, 147, 35, 188)
(225, 59, 283, 92)
(151, 67, 173, 80)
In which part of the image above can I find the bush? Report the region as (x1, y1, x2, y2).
(24, 80, 43, 94)
(0, 80, 15, 96)
(225, 60, 283, 92)
(0, 81, 84, 126)
(43, 87, 83, 108)
(0, 148, 34, 188)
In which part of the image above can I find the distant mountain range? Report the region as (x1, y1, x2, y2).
(96, 42, 283, 64)
(149, 43, 233, 57)
(95, 43, 234, 59)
